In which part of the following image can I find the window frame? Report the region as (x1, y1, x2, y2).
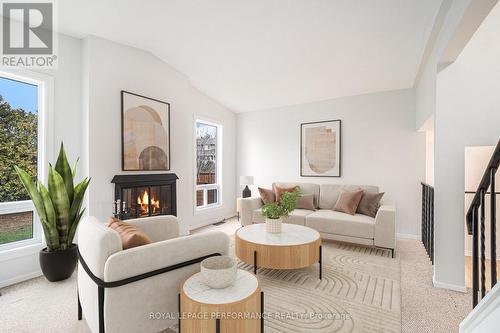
(0, 69, 54, 253)
(194, 117, 223, 212)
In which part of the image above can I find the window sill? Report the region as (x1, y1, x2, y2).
(0, 241, 44, 263)
(194, 204, 223, 215)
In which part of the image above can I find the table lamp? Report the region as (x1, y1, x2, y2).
(240, 176, 254, 198)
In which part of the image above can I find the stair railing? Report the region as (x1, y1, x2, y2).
(421, 182, 434, 264)
(466, 139, 500, 307)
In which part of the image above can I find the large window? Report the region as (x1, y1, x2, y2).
(195, 120, 222, 210)
(0, 72, 43, 249)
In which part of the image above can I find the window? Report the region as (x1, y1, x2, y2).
(0, 70, 49, 251)
(195, 119, 222, 210)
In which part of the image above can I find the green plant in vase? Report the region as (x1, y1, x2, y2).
(15, 143, 90, 281)
(261, 187, 301, 233)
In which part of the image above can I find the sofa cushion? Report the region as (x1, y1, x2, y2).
(319, 184, 379, 209)
(274, 185, 296, 202)
(106, 218, 153, 249)
(252, 208, 314, 225)
(333, 190, 363, 215)
(296, 194, 316, 210)
(357, 191, 385, 217)
(305, 209, 375, 239)
(258, 187, 276, 204)
(273, 182, 320, 208)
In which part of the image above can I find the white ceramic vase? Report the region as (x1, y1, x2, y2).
(266, 217, 282, 233)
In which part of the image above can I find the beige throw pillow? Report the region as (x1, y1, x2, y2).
(333, 190, 364, 215)
(357, 192, 385, 218)
(258, 187, 276, 204)
(107, 217, 152, 249)
(296, 194, 316, 210)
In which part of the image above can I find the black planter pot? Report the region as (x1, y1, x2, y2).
(39, 244, 78, 282)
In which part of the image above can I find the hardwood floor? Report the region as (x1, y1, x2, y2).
(464, 256, 500, 290)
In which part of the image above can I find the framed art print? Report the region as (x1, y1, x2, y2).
(300, 119, 341, 177)
(121, 91, 171, 171)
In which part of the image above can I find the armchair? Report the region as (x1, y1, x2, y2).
(77, 215, 230, 333)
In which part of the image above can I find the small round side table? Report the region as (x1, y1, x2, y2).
(179, 269, 264, 333)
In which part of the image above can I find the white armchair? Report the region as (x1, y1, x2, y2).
(77, 215, 230, 333)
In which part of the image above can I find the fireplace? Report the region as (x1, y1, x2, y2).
(111, 174, 178, 219)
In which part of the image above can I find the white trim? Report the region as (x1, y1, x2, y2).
(397, 233, 421, 240)
(188, 213, 238, 231)
(460, 282, 500, 333)
(193, 117, 223, 213)
(0, 69, 53, 255)
(0, 270, 42, 289)
(432, 276, 468, 293)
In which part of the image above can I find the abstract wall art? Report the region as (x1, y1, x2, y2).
(121, 91, 170, 171)
(300, 119, 341, 177)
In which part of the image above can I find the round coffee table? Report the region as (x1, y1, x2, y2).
(235, 223, 322, 279)
(179, 269, 263, 333)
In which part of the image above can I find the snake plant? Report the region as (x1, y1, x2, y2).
(15, 143, 90, 252)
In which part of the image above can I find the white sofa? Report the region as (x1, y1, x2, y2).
(240, 182, 396, 256)
(77, 215, 230, 333)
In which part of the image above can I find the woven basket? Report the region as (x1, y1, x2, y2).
(266, 218, 282, 233)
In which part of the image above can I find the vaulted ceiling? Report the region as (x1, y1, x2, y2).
(58, 0, 442, 112)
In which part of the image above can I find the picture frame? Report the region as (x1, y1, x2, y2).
(300, 119, 341, 177)
(121, 90, 171, 171)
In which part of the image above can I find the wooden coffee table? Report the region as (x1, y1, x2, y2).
(179, 269, 263, 333)
(235, 223, 322, 279)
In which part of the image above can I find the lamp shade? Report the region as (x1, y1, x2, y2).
(240, 176, 254, 185)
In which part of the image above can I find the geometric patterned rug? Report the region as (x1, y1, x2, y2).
(170, 240, 401, 333)
(237, 242, 401, 333)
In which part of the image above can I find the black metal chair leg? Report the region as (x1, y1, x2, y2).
(391, 249, 395, 258)
(261, 291, 264, 333)
(254, 251, 257, 274)
(78, 291, 82, 320)
(98, 286, 105, 333)
(216, 318, 221, 333)
(319, 245, 322, 280)
(178, 293, 181, 333)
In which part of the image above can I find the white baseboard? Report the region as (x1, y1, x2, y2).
(397, 233, 420, 240)
(189, 213, 237, 232)
(432, 276, 467, 293)
(0, 270, 42, 289)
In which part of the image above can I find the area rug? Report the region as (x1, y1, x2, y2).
(170, 240, 401, 333)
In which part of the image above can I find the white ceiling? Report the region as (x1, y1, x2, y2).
(58, 0, 442, 112)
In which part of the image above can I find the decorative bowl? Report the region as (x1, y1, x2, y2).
(200, 256, 237, 289)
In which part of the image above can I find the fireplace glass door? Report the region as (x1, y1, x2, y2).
(121, 185, 171, 219)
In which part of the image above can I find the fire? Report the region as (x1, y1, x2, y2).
(137, 190, 160, 215)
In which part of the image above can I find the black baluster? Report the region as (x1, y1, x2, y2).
(480, 189, 486, 298)
(491, 167, 497, 288)
(472, 205, 479, 307)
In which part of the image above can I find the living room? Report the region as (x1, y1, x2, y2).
(1, 1, 500, 333)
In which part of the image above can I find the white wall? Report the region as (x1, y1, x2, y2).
(415, 0, 472, 129)
(237, 89, 425, 236)
(82, 36, 236, 233)
(434, 2, 500, 289)
(0, 34, 83, 288)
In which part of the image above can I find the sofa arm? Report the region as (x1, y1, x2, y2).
(104, 231, 230, 282)
(240, 197, 262, 226)
(126, 215, 179, 242)
(374, 204, 396, 250)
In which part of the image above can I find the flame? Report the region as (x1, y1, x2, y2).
(137, 190, 160, 215)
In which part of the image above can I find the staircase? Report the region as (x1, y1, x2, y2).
(460, 139, 500, 332)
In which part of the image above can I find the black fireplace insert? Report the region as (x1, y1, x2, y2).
(111, 174, 178, 219)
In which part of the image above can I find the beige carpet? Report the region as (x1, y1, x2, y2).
(0, 219, 471, 333)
